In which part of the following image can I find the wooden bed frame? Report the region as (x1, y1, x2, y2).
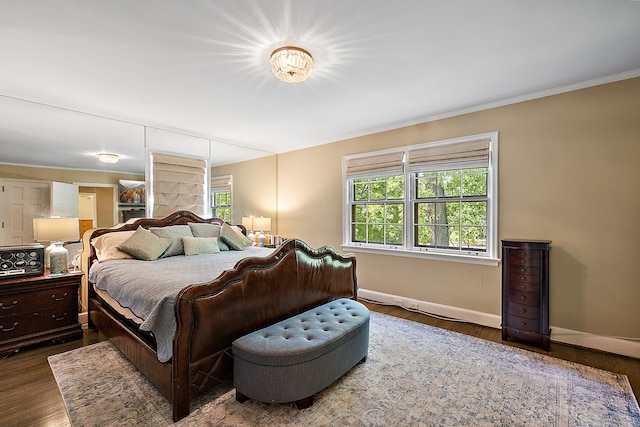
(82, 210, 358, 421)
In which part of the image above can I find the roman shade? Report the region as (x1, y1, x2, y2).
(211, 175, 232, 192)
(344, 152, 404, 179)
(407, 138, 491, 172)
(152, 153, 207, 218)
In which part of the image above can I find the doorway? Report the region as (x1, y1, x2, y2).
(78, 193, 97, 238)
(76, 183, 118, 227)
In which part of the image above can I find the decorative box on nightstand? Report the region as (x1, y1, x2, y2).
(0, 270, 83, 356)
(501, 239, 551, 351)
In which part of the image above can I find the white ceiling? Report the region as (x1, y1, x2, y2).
(1, 0, 639, 174)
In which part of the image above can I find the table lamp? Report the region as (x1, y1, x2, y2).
(33, 217, 80, 275)
(253, 216, 271, 247)
(241, 216, 255, 243)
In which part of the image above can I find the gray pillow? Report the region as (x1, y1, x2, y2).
(220, 223, 250, 251)
(183, 236, 221, 256)
(187, 222, 230, 251)
(150, 225, 193, 257)
(118, 226, 171, 261)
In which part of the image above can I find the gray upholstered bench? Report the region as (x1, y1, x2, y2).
(232, 298, 370, 409)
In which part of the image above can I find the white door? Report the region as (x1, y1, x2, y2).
(0, 179, 51, 245)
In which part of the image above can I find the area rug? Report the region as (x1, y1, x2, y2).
(48, 312, 640, 426)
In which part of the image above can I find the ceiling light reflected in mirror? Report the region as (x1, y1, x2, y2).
(98, 153, 119, 164)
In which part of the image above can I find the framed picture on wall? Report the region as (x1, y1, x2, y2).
(119, 180, 145, 206)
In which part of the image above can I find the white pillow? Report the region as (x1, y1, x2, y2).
(91, 230, 135, 262)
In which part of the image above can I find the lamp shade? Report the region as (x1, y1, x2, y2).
(241, 217, 254, 230)
(33, 217, 80, 242)
(253, 217, 271, 232)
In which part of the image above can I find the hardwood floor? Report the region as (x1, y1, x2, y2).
(0, 329, 106, 427)
(1, 303, 638, 427)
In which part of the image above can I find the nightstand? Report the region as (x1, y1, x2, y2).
(0, 270, 83, 357)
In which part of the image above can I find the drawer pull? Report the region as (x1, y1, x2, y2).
(1, 322, 18, 332)
(520, 276, 526, 281)
(52, 293, 68, 302)
(520, 295, 527, 301)
(520, 268, 526, 273)
(521, 259, 526, 264)
(521, 308, 527, 314)
(522, 251, 527, 257)
(52, 313, 68, 321)
(521, 284, 527, 290)
(0, 300, 18, 310)
(520, 321, 527, 327)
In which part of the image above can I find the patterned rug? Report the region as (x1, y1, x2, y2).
(48, 312, 640, 426)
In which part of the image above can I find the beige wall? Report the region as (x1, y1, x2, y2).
(0, 164, 142, 185)
(224, 77, 640, 341)
(212, 155, 278, 231)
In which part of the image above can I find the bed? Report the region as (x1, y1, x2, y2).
(81, 210, 358, 421)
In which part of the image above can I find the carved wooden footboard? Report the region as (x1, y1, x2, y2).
(83, 211, 358, 421)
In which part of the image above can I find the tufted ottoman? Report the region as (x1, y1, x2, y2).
(232, 298, 369, 409)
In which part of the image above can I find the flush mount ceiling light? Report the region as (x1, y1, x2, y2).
(98, 153, 119, 164)
(270, 46, 313, 83)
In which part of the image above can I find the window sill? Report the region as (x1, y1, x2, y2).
(341, 244, 500, 266)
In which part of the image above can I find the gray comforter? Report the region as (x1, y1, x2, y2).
(88, 246, 274, 362)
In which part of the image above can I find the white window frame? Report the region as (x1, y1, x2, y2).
(342, 132, 499, 266)
(211, 174, 232, 221)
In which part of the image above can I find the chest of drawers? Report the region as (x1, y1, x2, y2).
(0, 270, 82, 356)
(501, 240, 551, 351)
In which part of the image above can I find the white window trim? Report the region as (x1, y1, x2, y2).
(211, 174, 233, 221)
(342, 132, 499, 266)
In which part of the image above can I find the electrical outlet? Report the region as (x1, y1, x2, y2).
(394, 298, 404, 307)
(408, 302, 419, 310)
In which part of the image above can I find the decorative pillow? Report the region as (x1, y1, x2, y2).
(231, 225, 253, 247)
(220, 223, 251, 250)
(150, 225, 193, 257)
(91, 230, 135, 262)
(118, 226, 171, 261)
(187, 222, 229, 251)
(183, 237, 221, 256)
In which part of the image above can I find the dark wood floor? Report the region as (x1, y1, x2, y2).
(1, 302, 638, 427)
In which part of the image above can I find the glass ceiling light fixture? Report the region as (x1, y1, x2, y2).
(270, 46, 313, 83)
(98, 153, 119, 164)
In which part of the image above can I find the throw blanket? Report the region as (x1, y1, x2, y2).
(89, 247, 274, 362)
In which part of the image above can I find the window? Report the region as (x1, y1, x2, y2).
(343, 133, 498, 265)
(413, 168, 488, 252)
(351, 174, 405, 245)
(211, 175, 232, 221)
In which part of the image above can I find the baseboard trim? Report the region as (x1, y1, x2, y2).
(358, 288, 640, 359)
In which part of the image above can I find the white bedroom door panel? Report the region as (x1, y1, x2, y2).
(0, 179, 51, 245)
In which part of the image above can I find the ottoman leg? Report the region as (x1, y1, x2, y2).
(295, 396, 313, 410)
(236, 390, 249, 403)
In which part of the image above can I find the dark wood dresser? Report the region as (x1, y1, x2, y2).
(501, 239, 551, 351)
(0, 270, 83, 357)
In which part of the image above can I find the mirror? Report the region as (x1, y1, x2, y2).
(0, 95, 145, 174)
(0, 95, 277, 227)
